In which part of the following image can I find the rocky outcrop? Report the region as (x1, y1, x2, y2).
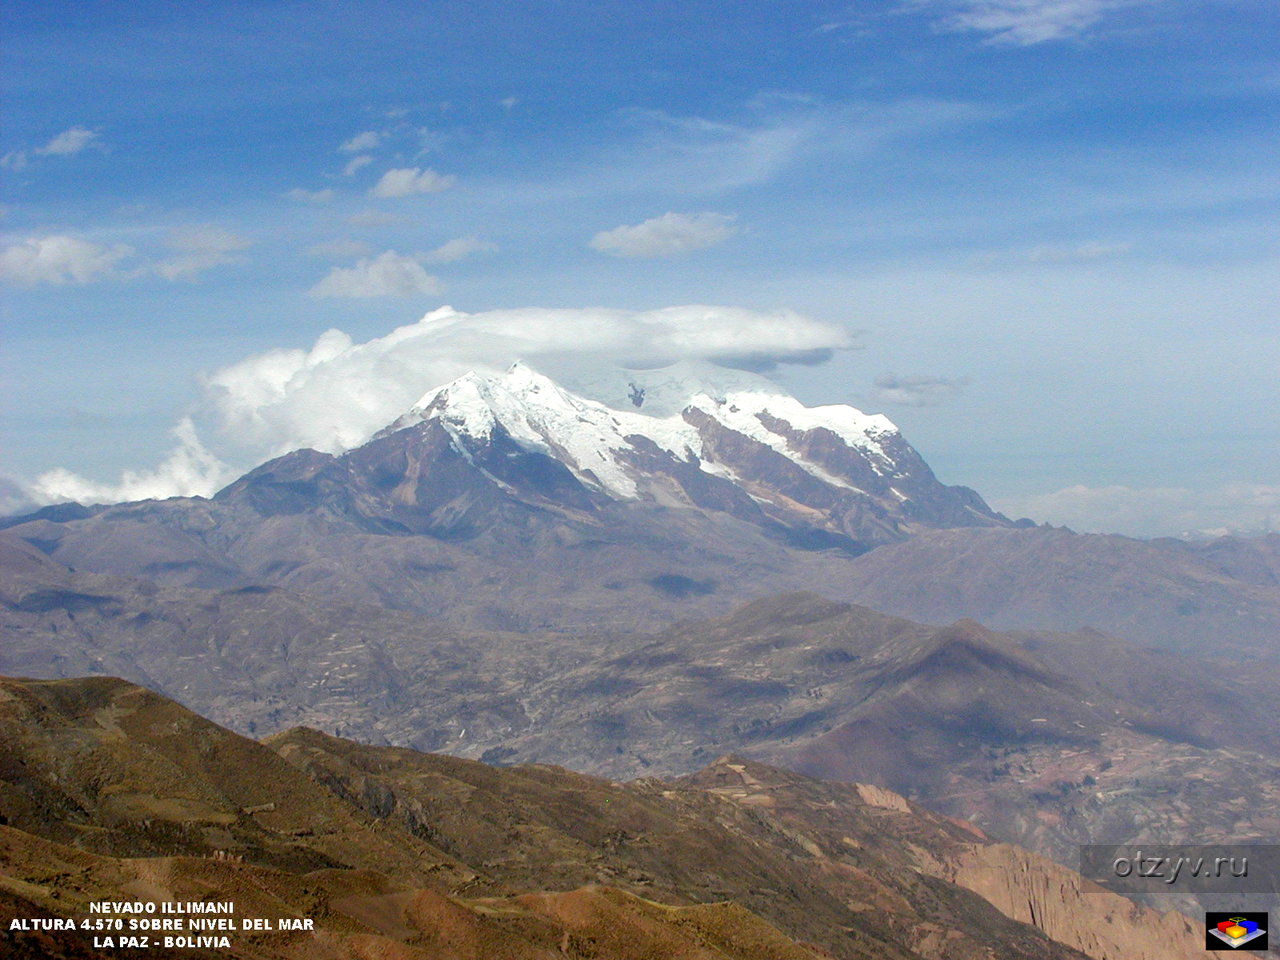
(939, 843, 1203, 960)
(684, 756, 1203, 960)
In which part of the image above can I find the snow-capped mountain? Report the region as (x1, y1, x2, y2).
(366, 361, 1006, 549)
(2, 361, 1008, 634)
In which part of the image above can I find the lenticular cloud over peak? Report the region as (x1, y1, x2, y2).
(30, 304, 854, 506)
(206, 304, 853, 457)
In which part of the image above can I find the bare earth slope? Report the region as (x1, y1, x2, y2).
(0, 674, 1206, 960)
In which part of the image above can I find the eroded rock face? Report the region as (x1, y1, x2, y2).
(680, 756, 1206, 960)
(855, 783, 911, 813)
(940, 843, 1203, 960)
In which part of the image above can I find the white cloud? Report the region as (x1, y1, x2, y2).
(994, 483, 1280, 538)
(0, 234, 133, 285)
(1, 126, 100, 174)
(416, 127, 449, 154)
(625, 111, 812, 193)
(530, 99, 991, 203)
(370, 167, 455, 198)
(339, 131, 381, 153)
(23, 305, 854, 505)
(308, 251, 444, 298)
(199, 304, 855, 460)
(308, 239, 372, 259)
(423, 235, 497, 263)
(36, 126, 99, 156)
(154, 226, 253, 281)
(589, 212, 738, 258)
(286, 187, 335, 203)
(871, 373, 970, 406)
(343, 155, 374, 177)
(30, 418, 237, 505)
(0, 228, 254, 287)
(499, 96, 518, 109)
(917, 0, 1142, 45)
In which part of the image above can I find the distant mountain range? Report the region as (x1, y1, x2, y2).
(6, 361, 1277, 651)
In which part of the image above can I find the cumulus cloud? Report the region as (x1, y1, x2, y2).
(916, 0, 1139, 45)
(154, 226, 253, 281)
(286, 187, 335, 203)
(589, 212, 739, 258)
(342, 155, 374, 177)
(30, 418, 237, 506)
(36, 126, 99, 156)
(2, 126, 101, 175)
(871, 373, 970, 407)
(370, 167, 455, 197)
(0, 234, 134, 285)
(423, 236, 497, 263)
(1, 228, 254, 287)
(201, 304, 855, 460)
(339, 131, 382, 153)
(994, 483, 1280, 538)
(308, 251, 444, 298)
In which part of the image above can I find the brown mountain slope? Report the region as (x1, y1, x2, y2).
(0, 674, 469, 883)
(0, 674, 1204, 960)
(0, 825, 838, 960)
(269, 728, 1205, 960)
(6, 486, 1279, 660)
(5, 547, 1277, 875)
(437, 592, 1279, 867)
(3, 486, 857, 634)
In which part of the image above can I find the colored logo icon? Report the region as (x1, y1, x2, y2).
(1205, 912, 1268, 950)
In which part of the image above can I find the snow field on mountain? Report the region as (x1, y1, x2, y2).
(405, 362, 903, 499)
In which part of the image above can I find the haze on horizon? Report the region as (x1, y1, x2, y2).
(2, 0, 1277, 539)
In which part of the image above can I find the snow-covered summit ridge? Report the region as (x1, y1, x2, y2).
(389, 361, 903, 500)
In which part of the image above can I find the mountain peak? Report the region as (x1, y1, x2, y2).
(360, 361, 1006, 547)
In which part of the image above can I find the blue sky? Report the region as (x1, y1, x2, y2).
(2, 0, 1277, 536)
